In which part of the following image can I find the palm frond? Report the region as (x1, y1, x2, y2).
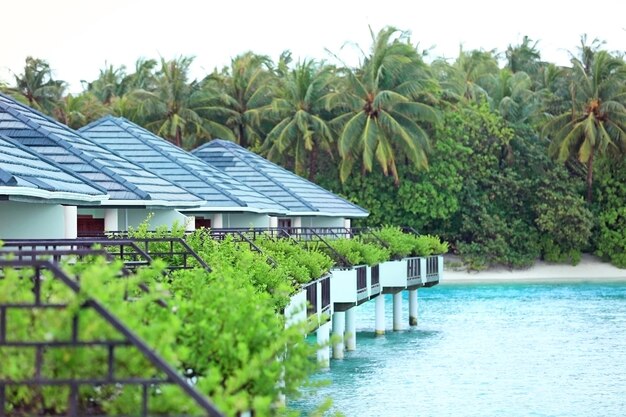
(338, 112, 367, 158)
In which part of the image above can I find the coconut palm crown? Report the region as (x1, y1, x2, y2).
(543, 50, 626, 201)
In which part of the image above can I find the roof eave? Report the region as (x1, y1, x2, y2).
(283, 210, 369, 218)
(180, 205, 287, 215)
(101, 199, 202, 208)
(0, 187, 109, 204)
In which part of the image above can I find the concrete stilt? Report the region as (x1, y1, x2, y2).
(331, 311, 345, 359)
(63, 206, 77, 239)
(409, 289, 418, 326)
(375, 295, 385, 335)
(345, 307, 356, 351)
(316, 321, 331, 368)
(393, 292, 403, 331)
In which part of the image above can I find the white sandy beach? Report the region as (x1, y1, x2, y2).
(443, 254, 626, 284)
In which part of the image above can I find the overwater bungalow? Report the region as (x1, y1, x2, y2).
(79, 116, 288, 228)
(192, 139, 369, 230)
(0, 93, 442, 375)
(0, 93, 202, 236)
(0, 134, 107, 238)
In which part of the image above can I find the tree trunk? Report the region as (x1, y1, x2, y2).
(586, 149, 594, 203)
(308, 142, 318, 181)
(238, 124, 246, 148)
(175, 126, 182, 148)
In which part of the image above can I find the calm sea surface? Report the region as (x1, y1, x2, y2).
(291, 282, 626, 417)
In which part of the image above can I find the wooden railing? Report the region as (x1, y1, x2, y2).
(305, 282, 318, 317)
(356, 266, 367, 296)
(320, 275, 331, 314)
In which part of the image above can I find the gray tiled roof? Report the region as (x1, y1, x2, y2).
(79, 117, 287, 213)
(192, 140, 369, 218)
(0, 93, 202, 206)
(0, 134, 107, 202)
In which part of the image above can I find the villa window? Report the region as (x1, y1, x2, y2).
(77, 215, 104, 237)
(195, 217, 212, 229)
(277, 218, 293, 236)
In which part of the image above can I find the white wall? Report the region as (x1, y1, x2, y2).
(379, 260, 408, 288)
(0, 201, 65, 239)
(78, 208, 192, 231)
(285, 289, 307, 327)
(118, 208, 190, 231)
(299, 216, 346, 228)
(225, 213, 270, 228)
(192, 212, 270, 228)
(329, 268, 357, 304)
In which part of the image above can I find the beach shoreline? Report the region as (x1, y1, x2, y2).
(442, 254, 626, 284)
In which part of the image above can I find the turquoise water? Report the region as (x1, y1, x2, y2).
(292, 283, 626, 417)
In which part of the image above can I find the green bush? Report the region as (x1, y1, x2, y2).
(541, 236, 583, 265)
(413, 234, 449, 256)
(124, 216, 189, 266)
(255, 236, 333, 282)
(532, 168, 592, 265)
(595, 206, 626, 268)
(329, 238, 390, 266)
(593, 156, 626, 268)
(186, 230, 293, 309)
(376, 226, 415, 258)
(0, 256, 319, 417)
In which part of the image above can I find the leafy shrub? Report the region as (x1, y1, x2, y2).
(125, 216, 189, 266)
(0, 257, 319, 416)
(256, 236, 333, 282)
(593, 156, 626, 268)
(540, 236, 583, 265)
(595, 206, 626, 268)
(329, 238, 390, 266)
(376, 226, 415, 258)
(413, 234, 449, 256)
(532, 169, 592, 265)
(186, 230, 293, 309)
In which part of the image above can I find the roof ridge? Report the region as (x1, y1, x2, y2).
(0, 94, 150, 200)
(0, 133, 108, 195)
(100, 117, 251, 207)
(197, 140, 319, 212)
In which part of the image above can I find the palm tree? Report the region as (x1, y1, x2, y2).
(131, 56, 210, 148)
(7, 57, 65, 114)
(263, 60, 335, 179)
(535, 63, 570, 118)
(53, 92, 108, 129)
(330, 26, 440, 183)
(542, 50, 626, 202)
(198, 52, 276, 147)
(484, 69, 538, 125)
(434, 48, 499, 103)
(121, 58, 158, 92)
(83, 63, 126, 105)
(506, 36, 542, 75)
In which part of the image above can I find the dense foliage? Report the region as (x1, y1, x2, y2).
(0, 251, 321, 416)
(3, 29, 626, 268)
(375, 226, 449, 259)
(0, 223, 445, 415)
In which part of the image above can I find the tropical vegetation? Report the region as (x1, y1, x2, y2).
(3, 28, 626, 269)
(0, 222, 444, 416)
